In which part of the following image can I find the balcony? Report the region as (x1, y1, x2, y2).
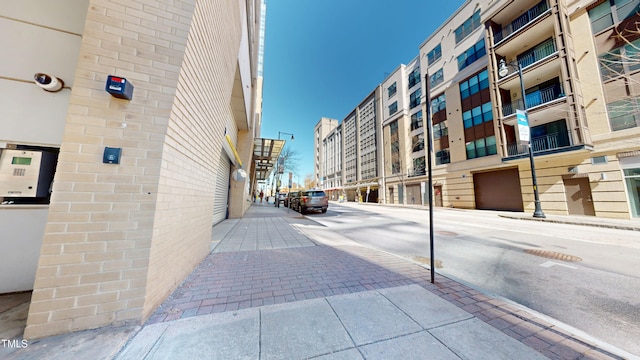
(506, 132, 571, 157)
(517, 38, 556, 68)
(502, 82, 565, 116)
(494, 1, 550, 44)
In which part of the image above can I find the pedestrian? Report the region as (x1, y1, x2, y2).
(259, 190, 264, 203)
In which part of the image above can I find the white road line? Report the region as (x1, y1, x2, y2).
(539, 261, 578, 269)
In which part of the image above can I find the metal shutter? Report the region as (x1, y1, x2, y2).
(212, 155, 231, 225)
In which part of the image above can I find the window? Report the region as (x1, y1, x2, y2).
(427, 44, 442, 65)
(463, 101, 493, 128)
(460, 69, 489, 99)
(388, 82, 397, 98)
(431, 93, 446, 113)
(390, 121, 400, 174)
(429, 68, 444, 88)
(466, 135, 497, 159)
(409, 88, 422, 109)
(455, 9, 481, 44)
(413, 157, 426, 176)
(433, 121, 448, 139)
(458, 40, 486, 71)
(411, 111, 423, 131)
(589, 0, 640, 33)
(408, 68, 421, 88)
(607, 98, 640, 130)
(435, 149, 450, 165)
(389, 101, 398, 116)
(412, 134, 424, 153)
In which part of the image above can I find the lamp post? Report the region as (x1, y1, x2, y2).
(498, 59, 545, 218)
(274, 131, 294, 207)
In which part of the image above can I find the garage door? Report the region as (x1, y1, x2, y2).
(473, 168, 523, 211)
(212, 155, 230, 225)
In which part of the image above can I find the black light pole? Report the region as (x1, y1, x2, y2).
(424, 73, 435, 284)
(498, 59, 545, 218)
(274, 132, 294, 208)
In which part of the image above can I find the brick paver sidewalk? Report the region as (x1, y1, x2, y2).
(146, 206, 624, 360)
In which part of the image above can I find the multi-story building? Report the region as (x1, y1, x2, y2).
(416, 0, 639, 218)
(318, 0, 639, 218)
(0, 0, 267, 339)
(314, 117, 338, 188)
(315, 88, 385, 202)
(381, 56, 429, 205)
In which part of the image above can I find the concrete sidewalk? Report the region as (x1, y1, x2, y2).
(3, 201, 636, 359)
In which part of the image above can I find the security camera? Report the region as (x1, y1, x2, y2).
(34, 73, 64, 92)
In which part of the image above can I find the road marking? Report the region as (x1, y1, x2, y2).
(539, 261, 577, 269)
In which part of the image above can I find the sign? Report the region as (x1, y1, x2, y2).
(516, 109, 530, 144)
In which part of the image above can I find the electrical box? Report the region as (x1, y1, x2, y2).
(0, 149, 56, 197)
(105, 75, 134, 100)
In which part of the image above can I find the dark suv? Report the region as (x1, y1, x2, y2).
(298, 190, 328, 214)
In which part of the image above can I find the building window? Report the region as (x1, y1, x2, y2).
(431, 93, 446, 113)
(433, 121, 448, 139)
(466, 135, 497, 159)
(408, 68, 421, 88)
(458, 39, 486, 71)
(427, 44, 442, 65)
(459, 69, 489, 99)
(429, 68, 444, 88)
(435, 149, 450, 165)
(462, 102, 493, 128)
(412, 134, 424, 153)
(411, 111, 423, 131)
(607, 99, 640, 130)
(413, 157, 426, 176)
(589, 0, 640, 34)
(624, 167, 640, 217)
(389, 101, 398, 116)
(409, 88, 422, 109)
(390, 121, 400, 174)
(455, 9, 481, 44)
(388, 82, 397, 98)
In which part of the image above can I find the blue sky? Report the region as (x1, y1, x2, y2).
(260, 0, 466, 180)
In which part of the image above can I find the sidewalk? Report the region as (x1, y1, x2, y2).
(346, 201, 640, 231)
(3, 201, 637, 359)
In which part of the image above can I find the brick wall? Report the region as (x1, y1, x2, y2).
(25, 0, 245, 339)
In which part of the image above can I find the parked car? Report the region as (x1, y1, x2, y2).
(285, 191, 298, 208)
(290, 191, 302, 211)
(298, 190, 328, 214)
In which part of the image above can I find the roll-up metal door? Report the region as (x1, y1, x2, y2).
(473, 168, 524, 211)
(212, 155, 231, 225)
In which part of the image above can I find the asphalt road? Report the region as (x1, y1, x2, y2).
(306, 203, 640, 356)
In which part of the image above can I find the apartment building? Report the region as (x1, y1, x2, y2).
(315, 88, 384, 202)
(381, 57, 430, 205)
(313, 117, 338, 188)
(416, 0, 639, 218)
(318, 0, 639, 218)
(0, 0, 266, 339)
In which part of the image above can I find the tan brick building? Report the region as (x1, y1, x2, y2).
(1, 0, 266, 338)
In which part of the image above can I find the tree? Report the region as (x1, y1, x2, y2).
(303, 173, 315, 189)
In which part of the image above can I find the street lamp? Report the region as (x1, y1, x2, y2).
(278, 131, 294, 141)
(498, 59, 546, 218)
(273, 131, 294, 207)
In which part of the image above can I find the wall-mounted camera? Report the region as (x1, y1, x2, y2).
(33, 73, 64, 92)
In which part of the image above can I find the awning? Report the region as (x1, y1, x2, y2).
(253, 138, 285, 181)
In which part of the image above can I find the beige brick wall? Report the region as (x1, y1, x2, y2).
(24, 0, 236, 339)
(142, 0, 243, 319)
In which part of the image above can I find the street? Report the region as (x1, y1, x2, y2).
(306, 202, 640, 356)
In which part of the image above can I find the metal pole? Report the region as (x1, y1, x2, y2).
(518, 64, 545, 218)
(424, 73, 435, 284)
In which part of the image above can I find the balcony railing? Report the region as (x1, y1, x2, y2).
(506, 132, 570, 156)
(494, 1, 549, 43)
(517, 39, 556, 68)
(502, 84, 565, 116)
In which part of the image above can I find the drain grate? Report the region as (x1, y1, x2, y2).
(524, 249, 582, 262)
